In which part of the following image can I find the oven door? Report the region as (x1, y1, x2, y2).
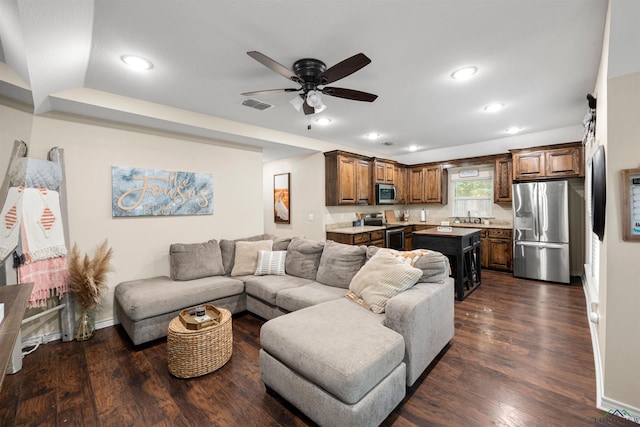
(385, 228, 405, 250)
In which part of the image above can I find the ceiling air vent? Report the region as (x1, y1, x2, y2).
(242, 98, 273, 111)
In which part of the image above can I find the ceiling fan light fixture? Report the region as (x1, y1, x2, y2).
(290, 95, 304, 111)
(306, 90, 323, 108)
(451, 66, 477, 81)
(314, 103, 327, 114)
(315, 117, 332, 125)
(121, 54, 153, 70)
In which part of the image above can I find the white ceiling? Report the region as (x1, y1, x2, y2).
(0, 0, 608, 163)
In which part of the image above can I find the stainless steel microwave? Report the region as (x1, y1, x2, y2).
(375, 183, 397, 204)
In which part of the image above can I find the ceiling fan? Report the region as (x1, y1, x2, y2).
(242, 51, 378, 115)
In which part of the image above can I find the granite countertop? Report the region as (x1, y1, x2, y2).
(326, 225, 387, 234)
(326, 221, 512, 234)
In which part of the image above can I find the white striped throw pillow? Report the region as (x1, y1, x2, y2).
(254, 250, 287, 276)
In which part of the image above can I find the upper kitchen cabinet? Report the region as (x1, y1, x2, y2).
(325, 151, 372, 206)
(408, 165, 447, 204)
(395, 165, 407, 204)
(511, 142, 584, 181)
(425, 165, 447, 204)
(374, 159, 396, 184)
(494, 156, 513, 203)
(408, 166, 426, 204)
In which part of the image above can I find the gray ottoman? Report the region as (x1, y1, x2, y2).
(260, 298, 407, 427)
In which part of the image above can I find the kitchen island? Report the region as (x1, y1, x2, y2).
(413, 227, 482, 301)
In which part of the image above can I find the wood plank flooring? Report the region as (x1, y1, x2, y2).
(0, 271, 605, 426)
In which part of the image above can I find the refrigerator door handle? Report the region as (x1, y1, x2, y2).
(514, 241, 566, 250)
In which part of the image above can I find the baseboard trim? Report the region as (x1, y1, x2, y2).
(21, 316, 119, 348)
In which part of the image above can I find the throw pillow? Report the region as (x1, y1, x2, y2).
(349, 250, 422, 314)
(169, 240, 225, 281)
(368, 247, 450, 283)
(315, 240, 367, 288)
(220, 234, 276, 275)
(284, 237, 325, 280)
(254, 250, 287, 276)
(230, 240, 273, 276)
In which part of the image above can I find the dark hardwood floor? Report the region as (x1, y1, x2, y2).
(0, 271, 605, 426)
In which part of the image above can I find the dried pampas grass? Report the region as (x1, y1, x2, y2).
(69, 239, 114, 310)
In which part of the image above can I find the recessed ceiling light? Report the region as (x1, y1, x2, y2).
(121, 54, 153, 70)
(505, 126, 523, 134)
(315, 117, 332, 125)
(484, 103, 505, 113)
(365, 132, 381, 140)
(451, 66, 478, 81)
(408, 145, 419, 152)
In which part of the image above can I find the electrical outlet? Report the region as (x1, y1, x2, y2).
(308, 214, 314, 221)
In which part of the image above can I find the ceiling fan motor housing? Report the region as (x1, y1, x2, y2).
(293, 58, 328, 90)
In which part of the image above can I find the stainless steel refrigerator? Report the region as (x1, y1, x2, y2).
(513, 180, 570, 284)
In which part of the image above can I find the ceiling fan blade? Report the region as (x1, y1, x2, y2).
(247, 51, 302, 84)
(317, 53, 371, 85)
(241, 88, 300, 96)
(322, 87, 378, 102)
(302, 101, 315, 115)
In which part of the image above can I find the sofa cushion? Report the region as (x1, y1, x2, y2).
(231, 240, 273, 276)
(254, 250, 286, 276)
(260, 298, 403, 404)
(315, 240, 367, 288)
(285, 237, 324, 280)
(220, 234, 276, 275)
(115, 275, 244, 322)
(272, 237, 292, 251)
(349, 250, 422, 314)
(244, 274, 313, 305)
(276, 282, 347, 312)
(169, 240, 225, 281)
(366, 247, 450, 283)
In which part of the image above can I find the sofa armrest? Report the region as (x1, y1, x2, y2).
(384, 278, 454, 386)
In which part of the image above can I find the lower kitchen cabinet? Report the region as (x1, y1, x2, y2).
(326, 230, 385, 247)
(481, 228, 513, 272)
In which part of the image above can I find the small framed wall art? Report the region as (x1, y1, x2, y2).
(274, 173, 290, 224)
(621, 168, 640, 241)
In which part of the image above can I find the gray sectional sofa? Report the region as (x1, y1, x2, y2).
(114, 234, 455, 427)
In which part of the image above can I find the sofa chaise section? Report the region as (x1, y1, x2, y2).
(115, 275, 245, 345)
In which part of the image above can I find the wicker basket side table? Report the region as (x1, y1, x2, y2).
(167, 307, 233, 378)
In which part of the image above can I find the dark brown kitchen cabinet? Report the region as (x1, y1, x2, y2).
(482, 228, 513, 272)
(374, 159, 395, 184)
(408, 167, 426, 204)
(325, 151, 372, 206)
(395, 166, 407, 204)
(326, 229, 385, 247)
(408, 165, 447, 204)
(494, 156, 513, 203)
(425, 165, 447, 204)
(511, 142, 584, 181)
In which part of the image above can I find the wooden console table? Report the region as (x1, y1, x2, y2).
(0, 283, 33, 391)
(413, 227, 482, 301)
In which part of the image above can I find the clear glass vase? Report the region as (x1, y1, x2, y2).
(75, 309, 95, 341)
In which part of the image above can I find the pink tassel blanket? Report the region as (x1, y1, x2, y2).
(18, 256, 69, 308)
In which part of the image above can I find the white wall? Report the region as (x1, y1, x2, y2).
(263, 152, 326, 242)
(585, 0, 640, 415)
(1, 98, 264, 339)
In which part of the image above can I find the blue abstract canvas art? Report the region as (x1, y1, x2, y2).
(112, 166, 213, 217)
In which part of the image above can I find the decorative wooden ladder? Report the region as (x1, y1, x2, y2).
(0, 140, 75, 373)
